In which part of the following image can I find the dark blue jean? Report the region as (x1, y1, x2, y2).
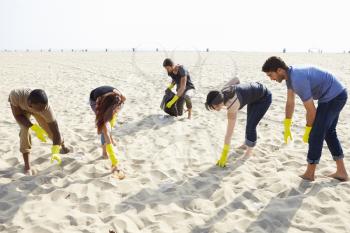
(245, 91, 272, 147)
(307, 89, 348, 164)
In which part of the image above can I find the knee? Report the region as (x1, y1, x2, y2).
(185, 97, 192, 109)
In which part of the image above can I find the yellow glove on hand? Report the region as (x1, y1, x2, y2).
(167, 83, 175, 90)
(217, 144, 230, 168)
(110, 114, 117, 128)
(166, 95, 179, 108)
(303, 126, 312, 143)
(106, 143, 118, 166)
(283, 118, 293, 144)
(30, 124, 48, 142)
(50, 145, 62, 165)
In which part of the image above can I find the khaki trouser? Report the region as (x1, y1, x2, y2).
(19, 113, 54, 154)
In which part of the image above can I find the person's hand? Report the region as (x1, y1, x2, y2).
(50, 145, 62, 165)
(217, 144, 230, 168)
(106, 143, 118, 166)
(167, 83, 175, 90)
(303, 126, 312, 143)
(166, 95, 179, 108)
(110, 114, 117, 128)
(30, 124, 48, 142)
(283, 119, 293, 144)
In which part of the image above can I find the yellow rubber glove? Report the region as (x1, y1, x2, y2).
(50, 145, 62, 165)
(30, 124, 48, 142)
(303, 126, 312, 143)
(166, 95, 179, 108)
(110, 113, 117, 128)
(217, 144, 230, 168)
(167, 83, 175, 90)
(283, 118, 293, 144)
(106, 143, 118, 166)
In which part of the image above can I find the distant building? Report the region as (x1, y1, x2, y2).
(105, 49, 108, 52)
(132, 48, 135, 52)
(206, 48, 209, 52)
(283, 48, 286, 53)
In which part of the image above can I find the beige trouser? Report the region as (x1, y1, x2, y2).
(19, 113, 54, 154)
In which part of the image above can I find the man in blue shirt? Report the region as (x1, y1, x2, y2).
(262, 56, 348, 181)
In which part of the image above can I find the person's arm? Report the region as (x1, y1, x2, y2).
(285, 89, 295, 119)
(48, 121, 62, 145)
(102, 123, 119, 167)
(102, 124, 112, 145)
(167, 81, 176, 90)
(303, 99, 316, 127)
(48, 121, 63, 165)
(10, 104, 33, 128)
(166, 78, 186, 108)
(176, 76, 187, 97)
(224, 110, 237, 145)
(283, 89, 295, 144)
(302, 99, 316, 143)
(217, 110, 237, 167)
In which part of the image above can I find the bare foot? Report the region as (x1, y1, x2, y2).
(328, 172, 349, 182)
(299, 174, 315, 181)
(102, 153, 108, 159)
(237, 144, 248, 150)
(60, 145, 70, 154)
(235, 145, 247, 155)
(244, 147, 253, 157)
(24, 167, 37, 176)
(112, 166, 125, 180)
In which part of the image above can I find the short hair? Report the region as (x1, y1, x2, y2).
(205, 90, 224, 110)
(28, 89, 48, 105)
(262, 56, 288, 72)
(163, 58, 174, 67)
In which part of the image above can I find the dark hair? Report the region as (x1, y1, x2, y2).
(262, 56, 288, 72)
(205, 90, 224, 110)
(95, 93, 122, 133)
(163, 58, 174, 67)
(28, 89, 48, 105)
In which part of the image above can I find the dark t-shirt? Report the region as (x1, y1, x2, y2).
(89, 86, 115, 101)
(168, 65, 195, 91)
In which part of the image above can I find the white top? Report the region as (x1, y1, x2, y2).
(222, 77, 241, 112)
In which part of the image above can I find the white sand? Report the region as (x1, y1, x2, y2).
(1, 51, 350, 233)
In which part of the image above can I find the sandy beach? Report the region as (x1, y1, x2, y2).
(1, 51, 350, 233)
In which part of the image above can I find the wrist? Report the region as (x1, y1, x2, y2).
(51, 145, 61, 154)
(223, 144, 230, 151)
(284, 118, 292, 124)
(284, 118, 292, 128)
(305, 126, 312, 132)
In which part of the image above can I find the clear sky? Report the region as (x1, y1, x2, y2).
(1, 0, 349, 52)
